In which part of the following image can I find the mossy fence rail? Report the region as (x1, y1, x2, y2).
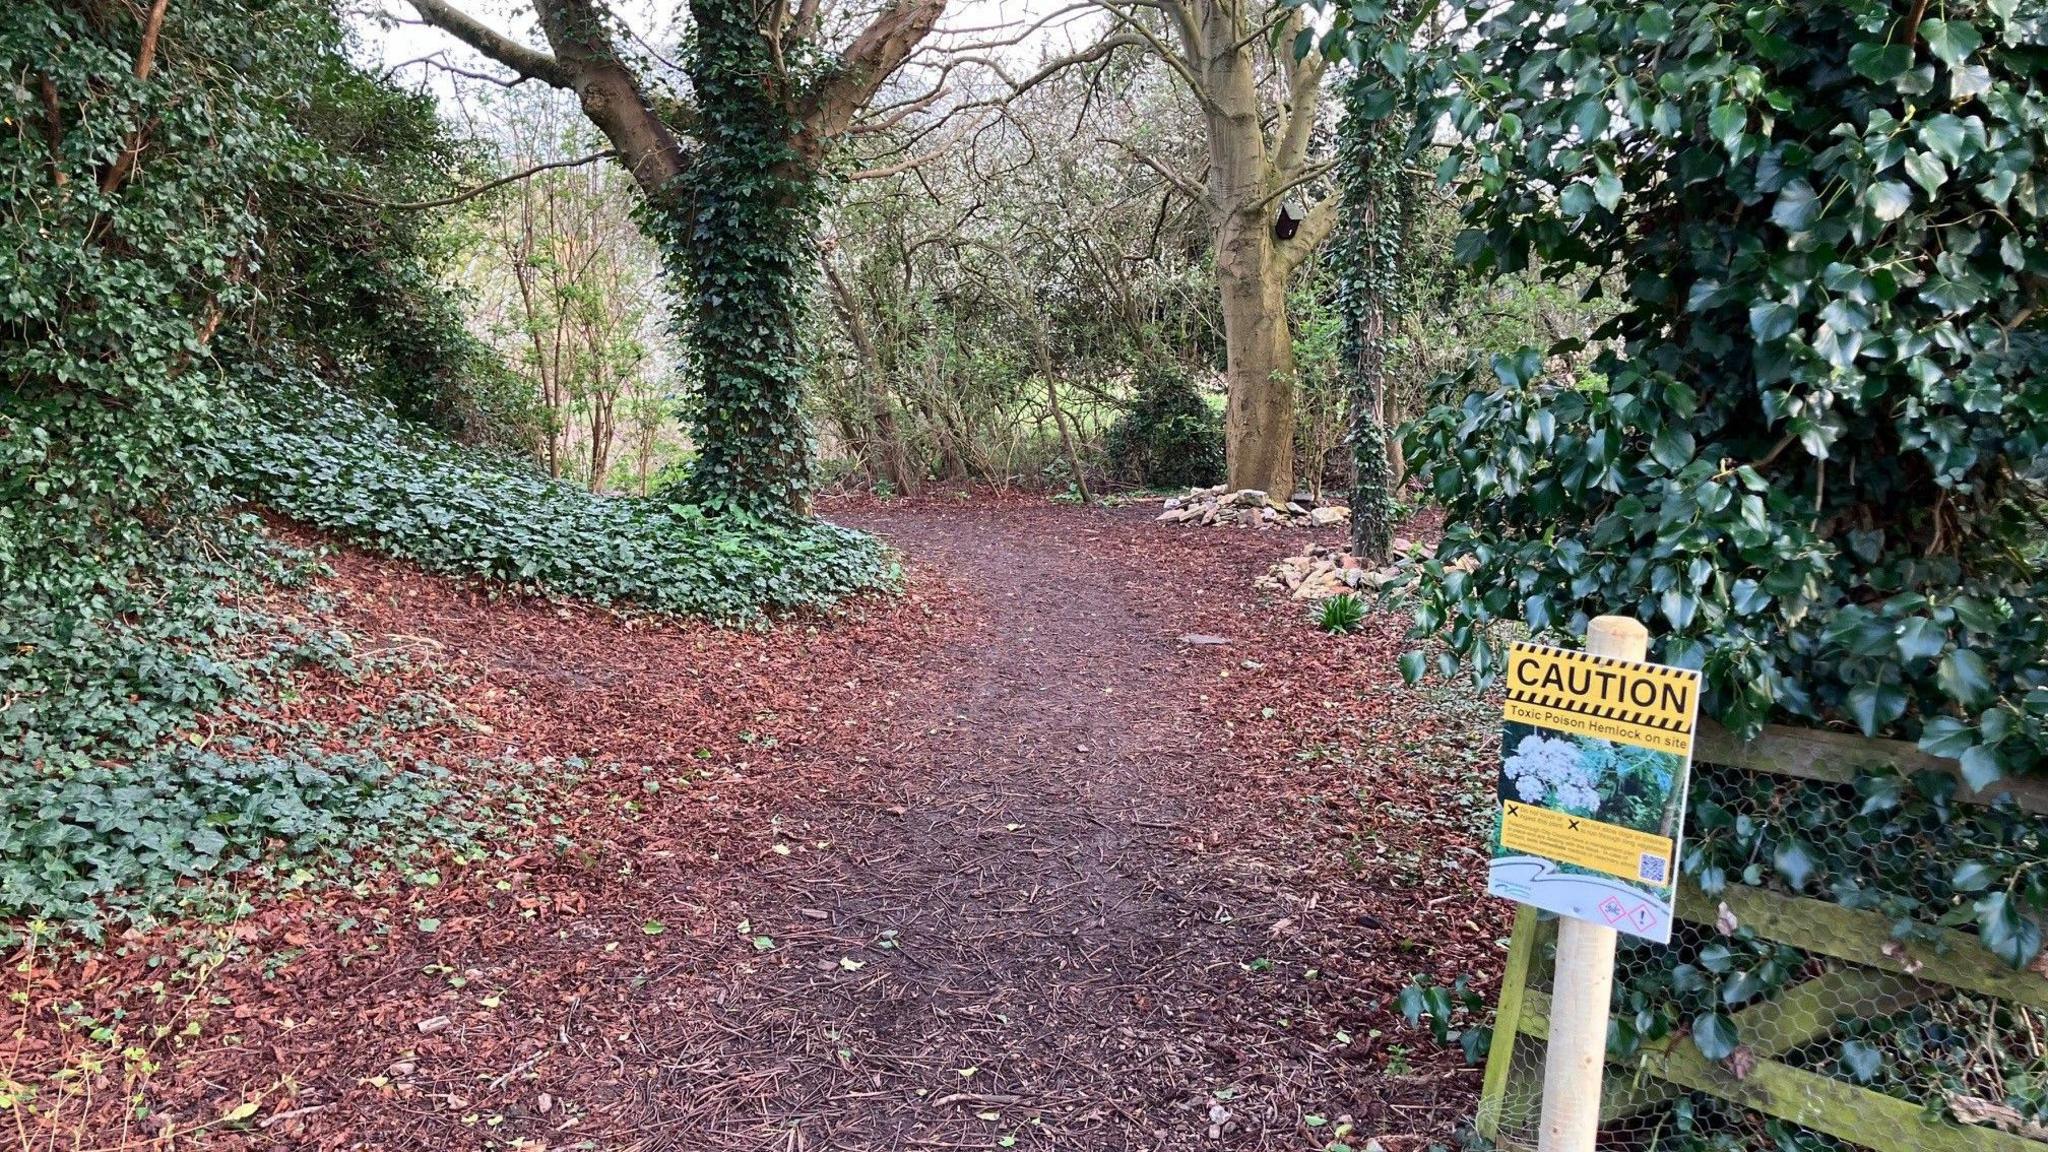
(1477, 721, 2048, 1152)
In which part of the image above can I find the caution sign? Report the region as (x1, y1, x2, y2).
(1504, 643, 1698, 754)
(1487, 640, 1701, 943)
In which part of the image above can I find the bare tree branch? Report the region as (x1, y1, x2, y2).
(1101, 136, 1210, 209)
(1271, 8, 1328, 177)
(391, 51, 539, 87)
(1247, 158, 1333, 213)
(848, 146, 952, 181)
(405, 0, 577, 86)
(322, 150, 618, 211)
(1086, 0, 1208, 100)
(799, 0, 951, 151)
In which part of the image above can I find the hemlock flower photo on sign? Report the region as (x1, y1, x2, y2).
(1488, 718, 1693, 940)
(1500, 725, 1683, 836)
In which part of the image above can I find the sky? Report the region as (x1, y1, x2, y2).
(349, 0, 1104, 105)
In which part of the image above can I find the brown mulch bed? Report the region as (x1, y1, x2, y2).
(2, 493, 1505, 1152)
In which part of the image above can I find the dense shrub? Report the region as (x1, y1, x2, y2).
(257, 56, 544, 457)
(1104, 362, 1227, 490)
(230, 375, 899, 621)
(0, 1, 297, 596)
(1377, 0, 2048, 1119)
(1407, 0, 2048, 785)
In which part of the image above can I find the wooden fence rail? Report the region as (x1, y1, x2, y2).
(1477, 721, 2048, 1151)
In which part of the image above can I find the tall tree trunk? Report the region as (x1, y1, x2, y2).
(1171, 0, 1332, 502)
(1217, 211, 1297, 497)
(405, 0, 947, 518)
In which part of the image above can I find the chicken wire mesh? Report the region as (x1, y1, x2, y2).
(1474, 754, 2048, 1152)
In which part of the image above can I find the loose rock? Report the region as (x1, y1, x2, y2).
(1256, 541, 1419, 602)
(1157, 486, 1349, 530)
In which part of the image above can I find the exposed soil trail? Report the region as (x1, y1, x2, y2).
(8, 498, 1501, 1152)
(625, 501, 1492, 1151)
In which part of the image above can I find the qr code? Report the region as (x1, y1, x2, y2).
(1638, 852, 1668, 883)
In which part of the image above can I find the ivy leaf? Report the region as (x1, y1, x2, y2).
(1974, 891, 2043, 969)
(1394, 982, 1425, 1025)
(1650, 428, 1694, 471)
(1748, 302, 1796, 343)
(1839, 1040, 1882, 1083)
(1708, 104, 1747, 150)
(1920, 115, 1970, 164)
(1895, 617, 1946, 662)
(1938, 649, 1994, 709)
(1692, 1013, 1739, 1061)
(1848, 41, 1912, 83)
(1593, 170, 1624, 212)
(1919, 716, 1976, 759)
(1952, 860, 1999, 893)
(1398, 649, 1426, 684)
(1770, 180, 1820, 231)
(1773, 838, 1816, 890)
(1959, 745, 2004, 792)
(1846, 681, 1905, 735)
(1460, 1025, 1492, 1064)
(1902, 151, 1947, 197)
(1637, 5, 1673, 42)
(1864, 181, 1913, 222)
(1919, 19, 1982, 69)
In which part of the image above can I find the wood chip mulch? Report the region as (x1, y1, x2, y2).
(3, 493, 1506, 1151)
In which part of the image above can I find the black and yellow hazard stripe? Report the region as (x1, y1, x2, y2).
(1503, 641, 1701, 751)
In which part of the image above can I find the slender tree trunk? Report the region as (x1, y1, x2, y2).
(1034, 319, 1090, 503)
(824, 258, 914, 494)
(1338, 74, 1408, 563)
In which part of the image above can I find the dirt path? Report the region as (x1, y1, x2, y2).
(619, 502, 1491, 1150)
(10, 498, 1501, 1152)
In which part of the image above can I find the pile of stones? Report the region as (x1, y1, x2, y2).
(1155, 485, 1351, 529)
(1256, 538, 1474, 601)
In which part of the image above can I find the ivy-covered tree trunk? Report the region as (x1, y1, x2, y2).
(659, 0, 820, 517)
(1335, 72, 1411, 564)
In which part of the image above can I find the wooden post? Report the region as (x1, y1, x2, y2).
(1536, 614, 1647, 1152)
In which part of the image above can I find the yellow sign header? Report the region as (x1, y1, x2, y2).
(1504, 641, 1700, 754)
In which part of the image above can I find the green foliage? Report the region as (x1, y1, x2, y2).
(230, 374, 897, 621)
(1104, 362, 1226, 489)
(1319, 593, 1367, 634)
(0, 512, 477, 938)
(1404, 0, 2048, 788)
(0, 0, 304, 595)
(2, 737, 465, 937)
(1, 0, 523, 595)
(1, 521, 331, 775)
(260, 58, 539, 455)
(1395, 971, 1492, 1063)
